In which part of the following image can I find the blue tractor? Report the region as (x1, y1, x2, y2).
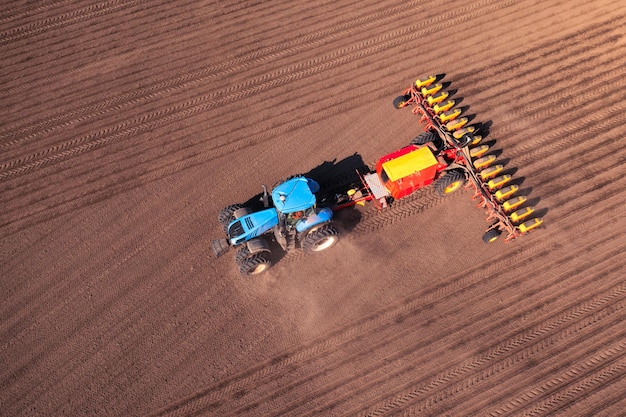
(212, 176, 339, 275)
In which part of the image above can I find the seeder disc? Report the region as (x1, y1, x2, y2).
(470, 145, 490, 158)
(440, 108, 462, 123)
(453, 126, 475, 139)
(433, 99, 455, 114)
(446, 117, 468, 131)
(427, 91, 449, 106)
(415, 75, 437, 89)
(470, 135, 483, 146)
(495, 185, 519, 201)
(487, 174, 512, 190)
(480, 164, 504, 180)
(473, 154, 497, 170)
(510, 206, 535, 223)
(421, 83, 443, 97)
(518, 217, 543, 233)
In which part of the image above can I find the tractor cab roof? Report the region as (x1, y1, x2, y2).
(272, 177, 319, 214)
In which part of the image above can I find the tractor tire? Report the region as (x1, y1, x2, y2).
(238, 252, 272, 276)
(482, 228, 501, 243)
(302, 224, 339, 253)
(411, 131, 438, 145)
(434, 169, 466, 196)
(218, 204, 244, 232)
(393, 95, 411, 109)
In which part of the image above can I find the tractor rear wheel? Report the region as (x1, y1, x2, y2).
(482, 228, 501, 243)
(411, 131, 438, 145)
(238, 252, 272, 276)
(434, 169, 466, 196)
(218, 204, 244, 232)
(302, 224, 339, 253)
(393, 95, 411, 109)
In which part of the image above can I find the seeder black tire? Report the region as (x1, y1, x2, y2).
(218, 204, 244, 232)
(434, 169, 466, 196)
(238, 252, 272, 276)
(482, 228, 501, 243)
(393, 95, 411, 109)
(302, 224, 339, 253)
(411, 131, 438, 145)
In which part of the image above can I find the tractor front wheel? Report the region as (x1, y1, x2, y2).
(218, 204, 244, 232)
(434, 169, 466, 196)
(236, 244, 272, 276)
(302, 224, 339, 253)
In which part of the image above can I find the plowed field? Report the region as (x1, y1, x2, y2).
(2, 1, 625, 416)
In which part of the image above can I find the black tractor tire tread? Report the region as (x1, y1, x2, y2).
(238, 252, 272, 276)
(302, 224, 339, 253)
(219, 204, 245, 232)
(434, 169, 466, 196)
(411, 131, 438, 145)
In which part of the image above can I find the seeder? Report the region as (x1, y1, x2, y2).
(390, 75, 543, 242)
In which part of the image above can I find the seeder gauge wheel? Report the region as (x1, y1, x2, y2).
(482, 228, 501, 243)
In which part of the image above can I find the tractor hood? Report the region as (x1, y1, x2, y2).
(272, 177, 319, 214)
(228, 208, 278, 246)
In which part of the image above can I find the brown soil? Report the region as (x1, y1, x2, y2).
(2, 1, 625, 416)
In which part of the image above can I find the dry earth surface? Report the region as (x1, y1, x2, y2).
(2, 0, 626, 416)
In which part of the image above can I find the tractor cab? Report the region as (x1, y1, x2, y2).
(271, 177, 334, 250)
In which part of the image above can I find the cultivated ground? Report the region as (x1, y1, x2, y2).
(1, 1, 625, 416)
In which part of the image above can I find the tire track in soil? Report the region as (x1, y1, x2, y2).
(1, 0, 564, 145)
(0, 0, 154, 46)
(250, 253, 626, 416)
(0, 0, 596, 195)
(0, 189, 221, 414)
(0, 0, 428, 149)
(2, 0, 608, 161)
(147, 238, 559, 416)
(272, 211, 624, 415)
(0, 0, 510, 151)
(0, 0, 311, 96)
(401, 322, 626, 417)
(353, 248, 626, 416)
(489, 345, 626, 416)
(2, 1, 620, 414)
(458, 324, 626, 417)
(546, 374, 626, 417)
(149, 215, 624, 417)
(2, 3, 612, 188)
(0, 0, 350, 95)
(0, 0, 518, 180)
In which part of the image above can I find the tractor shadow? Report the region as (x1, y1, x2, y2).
(304, 153, 368, 234)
